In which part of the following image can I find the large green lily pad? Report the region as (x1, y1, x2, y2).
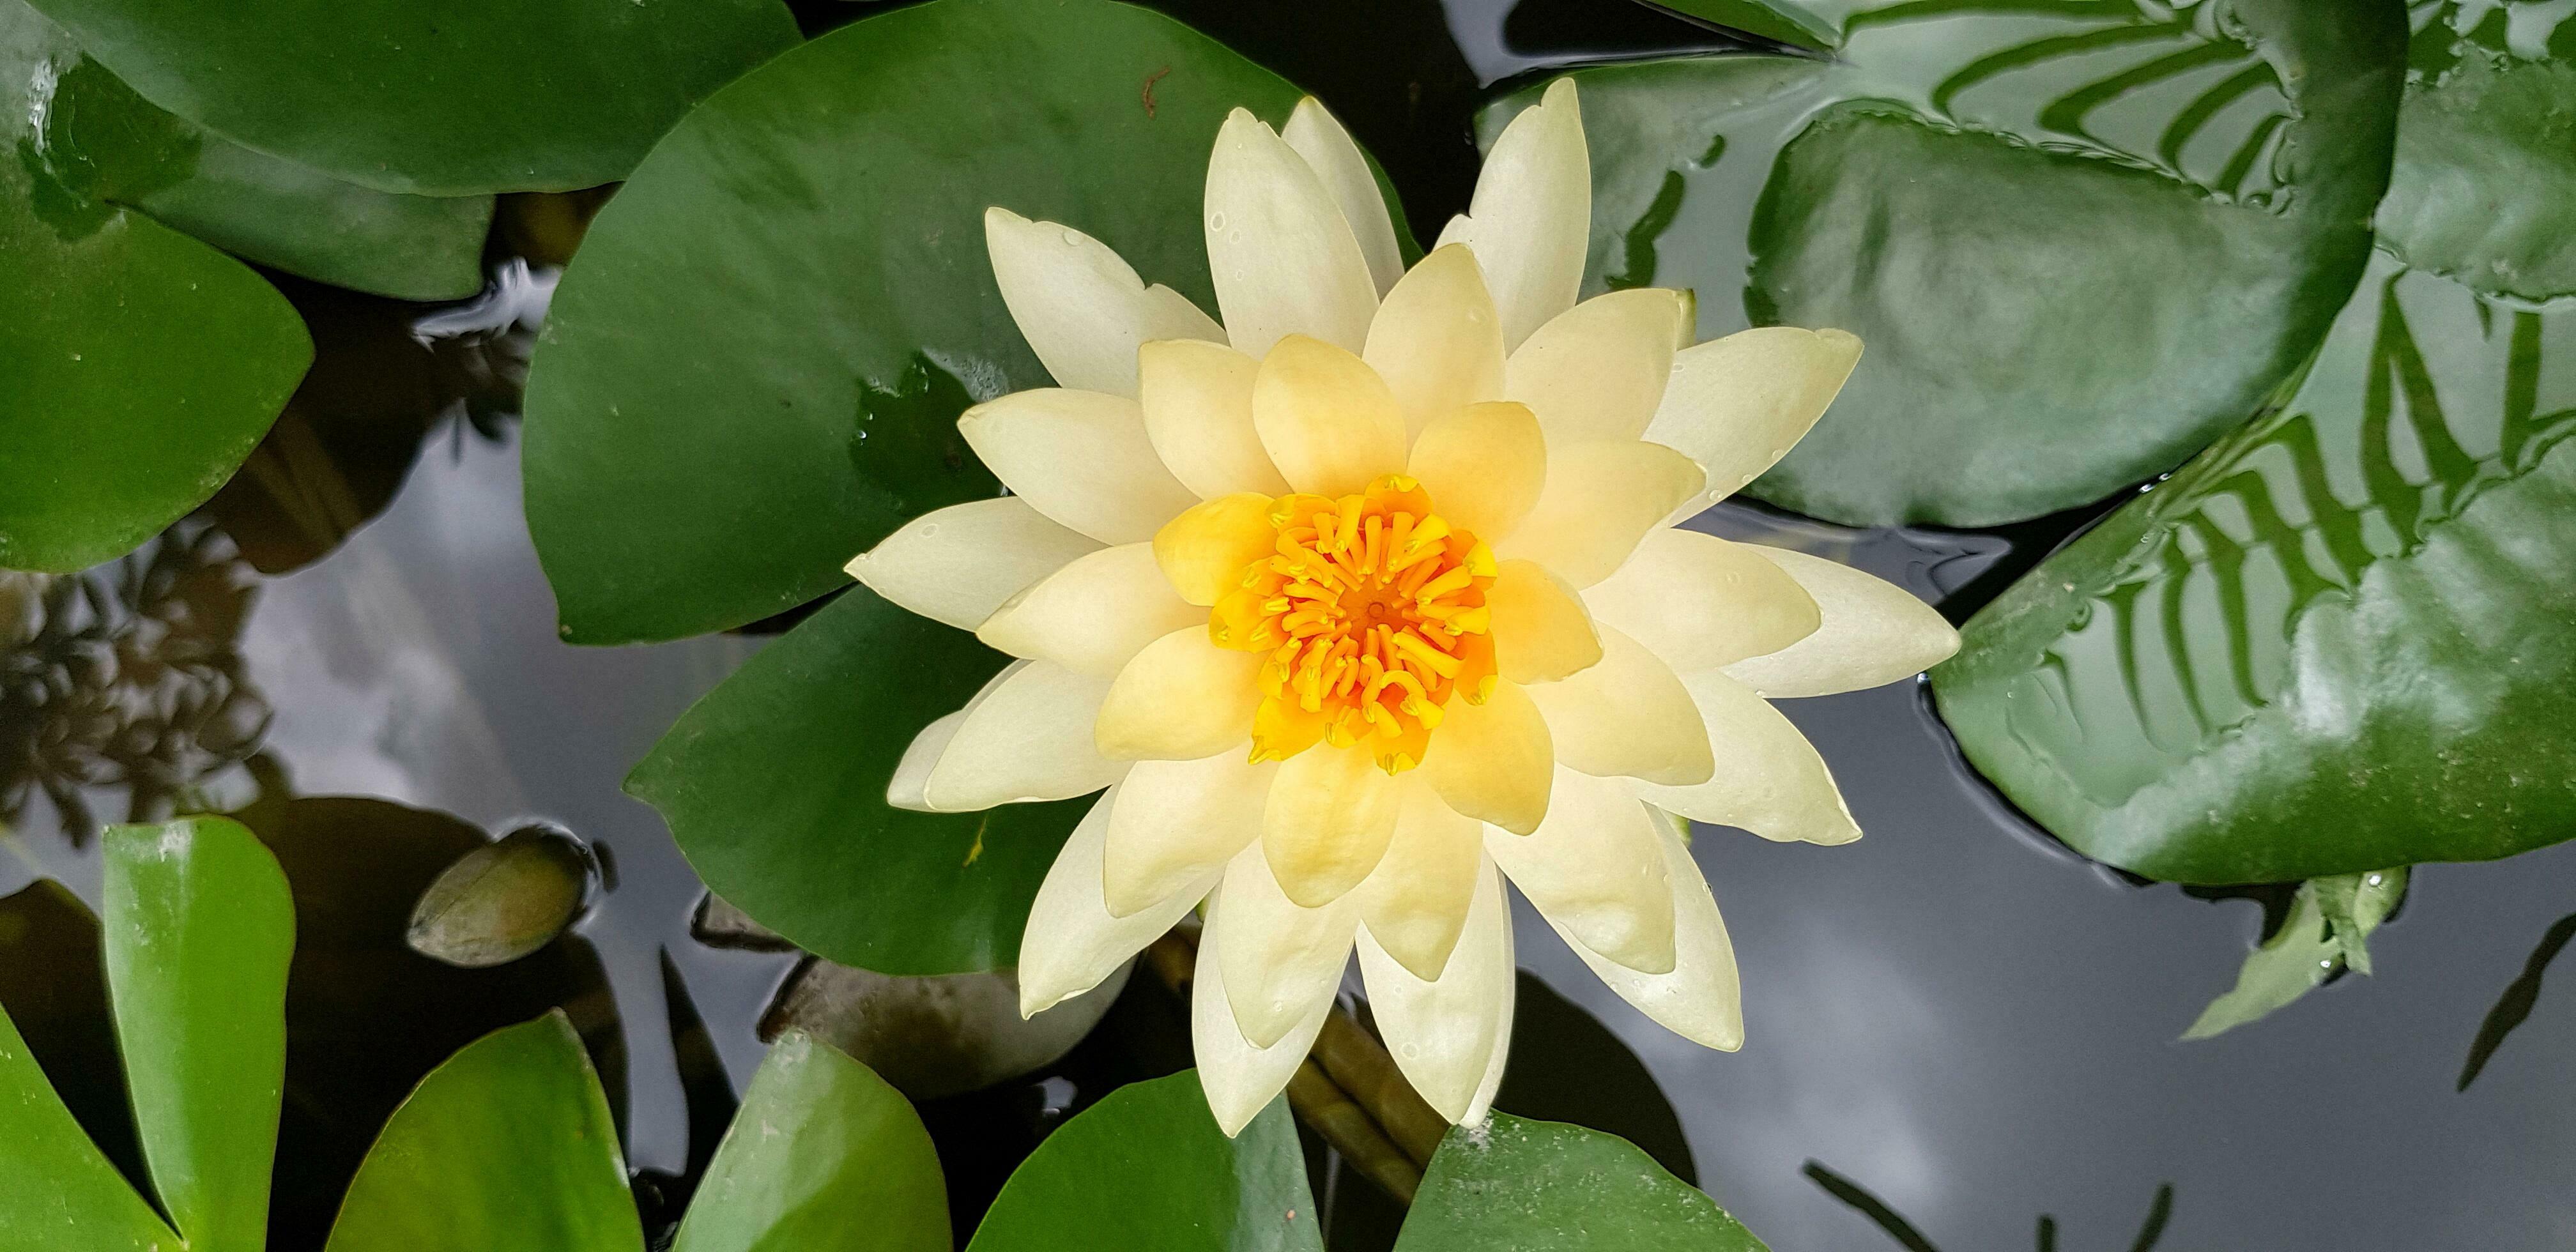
(628, 587, 1087, 975)
(2, 5, 309, 573)
(1931, 20, 2576, 883)
(524, 0, 1411, 643)
(1393, 1113, 1767, 1252)
(20, 0, 798, 196)
(1483, 0, 2404, 526)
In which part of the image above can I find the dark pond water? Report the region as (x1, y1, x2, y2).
(6, 1, 2574, 1249)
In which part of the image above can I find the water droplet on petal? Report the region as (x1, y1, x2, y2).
(1208, 211, 1227, 231)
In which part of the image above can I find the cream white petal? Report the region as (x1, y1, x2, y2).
(1406, 400, 1544, 544)
(1139, 339, 1291, 500)
(1212, 843, 1361, 1049)
(956, 389, 1200, 544)
(1496, 441, 1705, 588)
(1353, 780, 1484, 981)
(1505, 289, 1685, 447)
(1643, 326, 1863, 514)
(985, 206, 1225, 398)
(1094, 628, 1266, 761)
(1154, 492, 1278, 607)
(846, 497, 1101, 631)
(921, 660, 1128, 811)
(1281, 97, 1406, 297)
(1552, 820, 1743, 1050)
(1721, 546, 1961, 698)
(1103, 751, 1273, 919)
(1206, 109, 1379, 360)
(1363, 245, 1506, 437)
(1483, 766, 1676, 975)
(1438, 78, 1588, 352)
(1422, 680, 1554, 836)
(1252, 335, 1411, 498)
(1357, 854, 1512, 1123)
(1634, 668, 1859, 846)
(1018, 787, 1213, 1016)
(885, 708, 969, 813)
(1583, 528, 1820, 674)
(1524, 623, 1713, 787)
(1261, 741, 1403, 908)
(977, 543, 1204, 678)
(1462, 935, 1516, 1125)
(1193, 887, 1335, 1138)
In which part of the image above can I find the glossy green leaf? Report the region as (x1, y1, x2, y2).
(629, 587, 1085, 974)
(525, 0, 1412, 643)
(1, 6, 309, 573)
(671, 1030, 949, 1252)
(965, 1071, 1321, 1252)
(322, 1012, 641, 1252)
(2181, 870, 2404, 1041)
(1647, 0, 1834, 54)
(20, 0, 798, 196)
(2377, 6, 2576, 303)
(1393, 1113, 1767, 1252)
(1933, 32, 2576, 883)
(1483, 0, 2404, 526)
(0, 1000, 178, 1251)
(100, 816, 296, 1252)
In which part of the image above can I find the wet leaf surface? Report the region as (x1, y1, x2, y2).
(1395, 1113, 1766, 1251)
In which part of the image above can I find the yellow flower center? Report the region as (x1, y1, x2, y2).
(1208, 475, 1497, 773)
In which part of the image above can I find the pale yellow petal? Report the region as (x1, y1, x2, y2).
(1550, 820, 1742, 1050)
(1505, 289, 1685, 447)
(1524, 623, 1712, 786)
(845, 497, 1101, 630)
(1583, 528, 1820, 673)
(921, 660, 1127, 811)
(956, 388, 1200, 544)
(1103, 751, 1273, 918)
(1019, 787, 1215, 1016)
(1212, 844, 1360, 1048)
(1153, 492, 1276, 607)
(1633, 668, 1859, 845)
(1421, 680, 1553, 836)
(1356, 855, 1512, 1122)
(1440, 78, 1588, 351)
(1261, 741, 1403, 908)
(885, 708, 967, 813)
(1363, 245, 1506, 437)
(1406, 401, 1544, 542)
(1206, 109, 1379, 359)
(1496, 441, 1705, 587)
(984, 206, 1225, 397)
(1483, 766, 1676, 975)
(1462, 940, 1516, 1124)
(1094, 628, 1264, 761)
(977, 543, 1202, 678)
(1252, 335, 1410, 498)
(1193, 883, 1334, 1136)
(1643, 326, 1862, 511)
(1486, 558, 1602, 684)
(1281, 97, 1404, 296)
(1353, 780, 1483, 981)
(1721, 547, 1961, 698)
(1139, 339, 1291, 499)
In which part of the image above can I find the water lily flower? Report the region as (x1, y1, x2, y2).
(846, 80, 1958, 1135)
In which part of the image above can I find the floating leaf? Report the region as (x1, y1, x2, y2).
(1, 5, 309, 574)
(2457, 911, 2576, 1092)
(406, 825, 599, 969)
(1647, 0, 1834, 54)
(2377, 10, 2576, 303)
(525, 0, 1413, 643)
(1482, 0, 2404, 526)
(1933, 27, 2576, 883)
(629, 587, 1084, 975)
(964, 1071, 1321, 1252)
(19, 0, 799, 195)
(2181, 870, 2402, 1041)
(1394, 1113, 1766, 1251)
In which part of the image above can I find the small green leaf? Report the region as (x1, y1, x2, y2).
(2182, 885, 2339, 1041)
(2379, 36, 2576, 302)
(1395, 1113, 1768, 1252)
(406, 826, 597, 970)
(629, 587, 1084, 975)
(19, 0, 799, 195)
(965, 1071, 1321, 1252)
(322, 1012, 641, 1252)
(671, 1031, 949, 1252)
(2310, 867, 2405, 976)
(0, 999, 178, 1251)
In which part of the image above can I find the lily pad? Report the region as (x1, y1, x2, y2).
(1393, 1113, 1767, 1252)
(2, 5, 310, 574)
(1482, 0, 2404, 526)
(963, 1071, 1322, 1252)
(19, 0, 799, 195)
(524, 0, 1412, 643)
(1931, 27, 2576, 882)
(629, 587, 1086, 975)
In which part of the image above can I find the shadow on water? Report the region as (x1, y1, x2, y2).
(1806, 1161, 2174, 1252)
